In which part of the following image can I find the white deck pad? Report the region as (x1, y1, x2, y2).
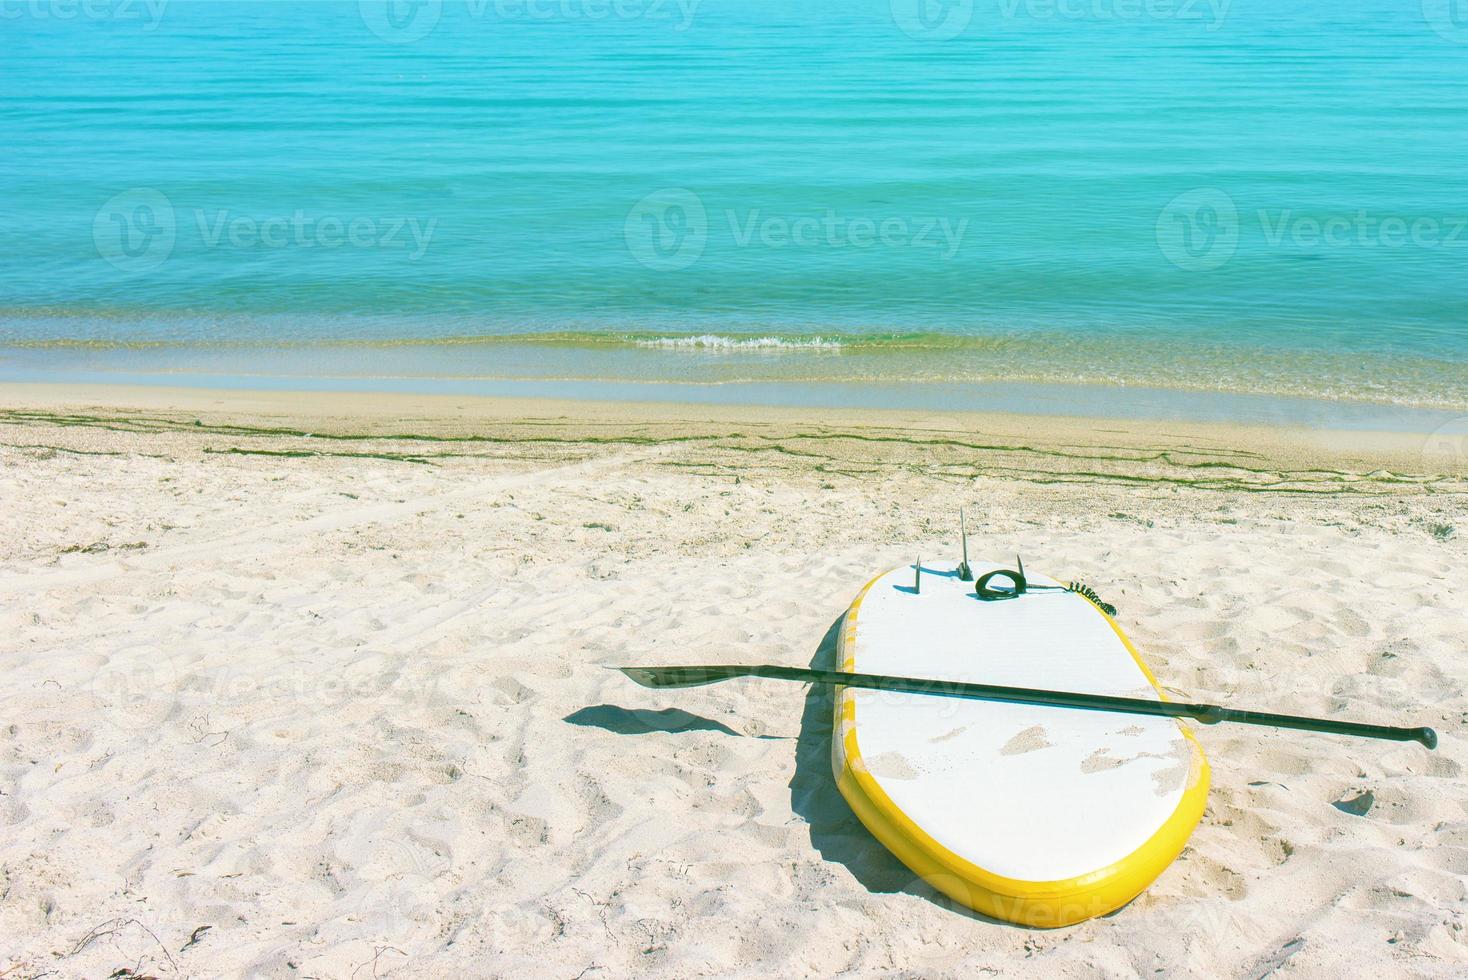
(841, 560, 1203, 883)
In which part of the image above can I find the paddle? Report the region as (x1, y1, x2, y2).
(617, 664, 1438, 749)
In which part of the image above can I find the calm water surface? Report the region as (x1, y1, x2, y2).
(2, 0, 1466, 420)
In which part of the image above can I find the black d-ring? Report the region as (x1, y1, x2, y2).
(975, 567, 1027, 601)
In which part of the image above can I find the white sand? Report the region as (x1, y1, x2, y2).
(1, 385, 1465, 978)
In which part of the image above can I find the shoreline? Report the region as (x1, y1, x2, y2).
(2, 381, 1465, 484)
(5, 324, 1468, 429)
(3, 369, 1466, 434)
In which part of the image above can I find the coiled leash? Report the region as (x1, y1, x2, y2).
(952, 511, 1118, 615)
(974, 555, 1118, 617)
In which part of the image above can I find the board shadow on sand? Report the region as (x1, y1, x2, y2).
(788, 613, 1019, 926)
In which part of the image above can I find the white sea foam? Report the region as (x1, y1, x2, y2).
(631, 334, 843, 351)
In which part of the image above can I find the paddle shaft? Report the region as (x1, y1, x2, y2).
(618, 665, 1438, 749)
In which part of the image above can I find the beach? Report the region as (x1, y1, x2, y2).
(1, 384, 1464, 977)
(6, 0, 1468, 975)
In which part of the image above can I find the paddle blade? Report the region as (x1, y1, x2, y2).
(618, 666, 744, 689)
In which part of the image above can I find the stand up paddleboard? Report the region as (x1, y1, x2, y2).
(832, 559, 1210, 927)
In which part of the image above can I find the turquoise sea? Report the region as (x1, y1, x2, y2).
(3, 0, 1468, 426)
